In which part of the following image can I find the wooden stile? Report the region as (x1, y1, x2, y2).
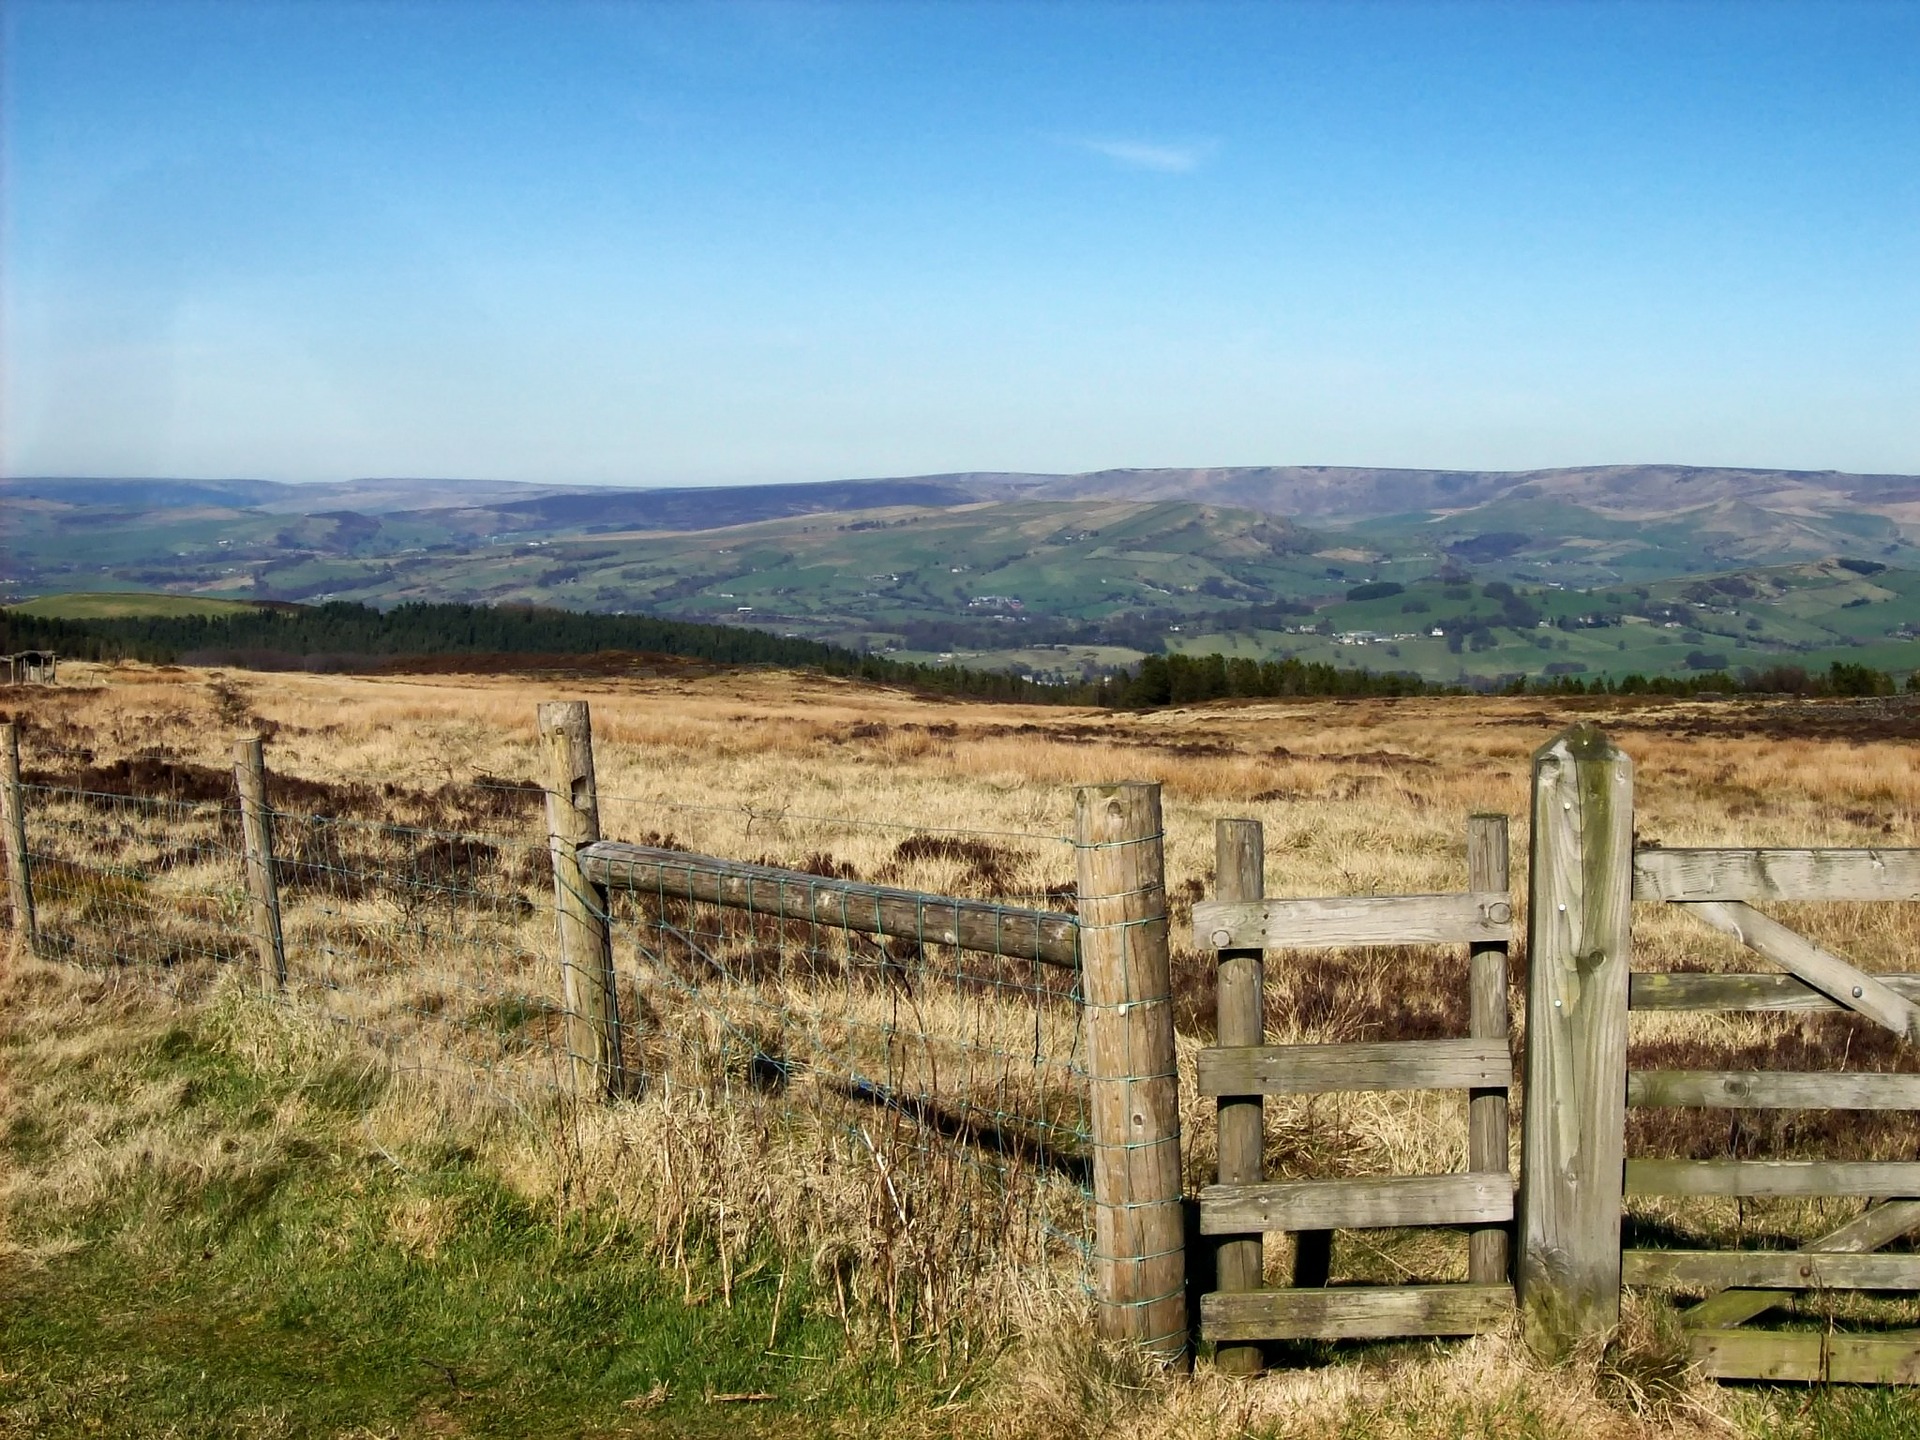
(539, 702, 626, 1102)
(1075, 782, 1187, 1364)
(1517, 724, 1633, 1360)
(1192, 891, 1510, 952)
(232, 736, 287, 991)
(1195, 1038, 1509, 1097)
(1, 722, 35, 954)
(1211, 818, 1265, 1376)
(1199, 1174, 1514, 1234)
(1466, 813, 1512, 1288)
(1202, 1284, 1512, 1343)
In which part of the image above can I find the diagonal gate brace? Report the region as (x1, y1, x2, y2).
(1684, 1199, 1920, 1330)
(1676, 900, 1920, 1041)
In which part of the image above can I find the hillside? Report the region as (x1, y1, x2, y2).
(7, 466, 1920, 683)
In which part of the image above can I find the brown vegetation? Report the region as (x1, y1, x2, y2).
(9, 662, 1920, 1434)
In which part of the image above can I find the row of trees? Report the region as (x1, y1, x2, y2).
(4, 600, 1911, 710)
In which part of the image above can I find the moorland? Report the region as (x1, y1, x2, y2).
(7, 661, 1920, 1437)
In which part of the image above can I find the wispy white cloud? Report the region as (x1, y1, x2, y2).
(1069, 136, 1217, 173)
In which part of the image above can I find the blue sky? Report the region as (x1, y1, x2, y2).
(4, 1, 1916, 485)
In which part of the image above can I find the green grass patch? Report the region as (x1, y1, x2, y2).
(9, 590, 271, 619)
(0, 990, 953, 1438)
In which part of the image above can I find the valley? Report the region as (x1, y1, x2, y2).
(7, 465, 1920, 684)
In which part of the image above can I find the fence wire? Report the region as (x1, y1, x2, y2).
(20, 784, 251, 992)
(9, 769, 1098, 1324)
(598, 850, 1093, 1287)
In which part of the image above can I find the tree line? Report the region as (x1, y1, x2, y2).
(3, 599, 1910, 709)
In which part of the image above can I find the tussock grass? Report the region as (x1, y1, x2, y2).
(11, 666, 1920, 1435)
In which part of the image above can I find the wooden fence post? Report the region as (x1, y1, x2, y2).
(1211, 817, 1265, 1375)
(233, 736, 287, 991)
(2, 722, 36, 955)
(539, 701, 625, 1102)
(1466, 813, 1511, 1287)
(1518, 726, 1634, 1358)
(1075, 781, 1188, 1365)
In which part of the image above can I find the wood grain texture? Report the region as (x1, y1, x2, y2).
(1211, 818, 1266, 1377)
(581, 844, 1079, 967)
(539, 701, 626, 1102)
(1195, 1039, 1510, 1097)
(1075, 782, 1188, 1363)
(1625, 1250, 1920, 1290)
(1201, 1284, 1513, 1342)
(1467, 813, 1512, 1288)
(1691, 1329, 1920, 1383)
(1627, 1161, 1920, 1198)
(1630, 971, 1920, 1012)
(1517, 725, 1634, 1359)
(1, 723, 36, 953)
(1629, 1070, 1920, 1110)
(1198, 1174, 1514, 1234)
(1191, 891, 1512, 952)
(1635, 847, 1920, 903)
(232, 735, 286, 992)
(1682, 1200, 1920, 1330)
(1676, 899, 1920, 1040)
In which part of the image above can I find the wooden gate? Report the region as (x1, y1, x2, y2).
(1624, 845, 1920, 1382)
(1188, 814, 1517, 1371)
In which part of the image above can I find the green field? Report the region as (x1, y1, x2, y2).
(9, 590, 270, 619)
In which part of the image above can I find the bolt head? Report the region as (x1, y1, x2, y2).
(1211, 928, 1233, 948)
(1854, 985, 1865, 998)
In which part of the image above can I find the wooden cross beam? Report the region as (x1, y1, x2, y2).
(1675, 899, 1920, 1041)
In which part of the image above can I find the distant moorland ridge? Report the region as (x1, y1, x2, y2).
(8, 462, 1919, 527)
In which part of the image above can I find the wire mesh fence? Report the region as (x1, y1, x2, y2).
(3, 738, 1102, 1327)
(20, 784, 253, 994)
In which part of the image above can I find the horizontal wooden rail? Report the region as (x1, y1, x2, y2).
(1684, 1200, 1920, 1330)
(1635, 847, 1920, 903)
(1196, 1038, 1510, 1097)
(1629, 1071, 1920, 1110)
(1692, 1330, 1920, 1384)
(1202, 1284, 1513, 1342)
(1631, 971, 1920, 1012)
(1192, 892, 1511, 952)
(579, 841, 1079, 967)
(1625, 1250, 1920, 1291)
(1199, 1173, 1514, 1233)
(1626, 1160, 1920, 1198)
(1675, 899, 1919, 1038)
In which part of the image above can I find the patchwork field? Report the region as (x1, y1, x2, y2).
(6, 661, 1920, 1437)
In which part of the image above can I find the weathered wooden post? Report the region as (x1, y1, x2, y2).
(1075, 781, 1188, 1365)
(233, 736, 287, 991)
(1518, 726, 1633, 1358)
(1210, 817, 1266, 1374)
(1466, 813, 1511, 1287)
(539, 701, 625, 1101)
(1, 722, 36, 955)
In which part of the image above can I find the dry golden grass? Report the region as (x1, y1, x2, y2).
(10, 661, 1920, 1435)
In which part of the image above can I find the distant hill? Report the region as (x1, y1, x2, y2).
(1016, 463, 1920, 522)
(7, 462, 1919, 685)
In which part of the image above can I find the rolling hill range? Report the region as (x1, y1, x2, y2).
(6, 465, 1920, 682)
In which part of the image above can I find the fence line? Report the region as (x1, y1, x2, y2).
(13, 706, 1920, 1383)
